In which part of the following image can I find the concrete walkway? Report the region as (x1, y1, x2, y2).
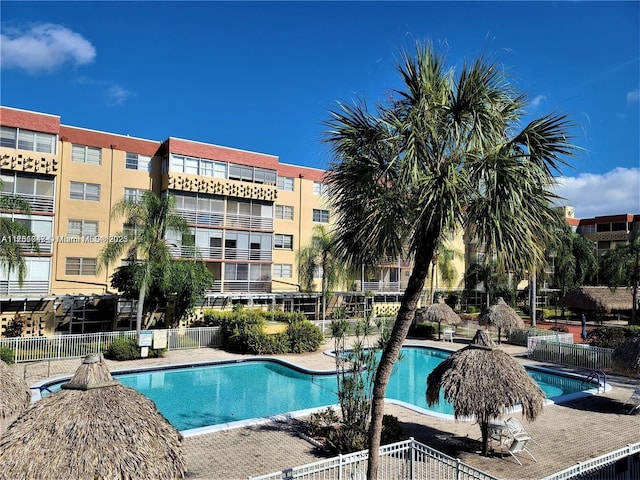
(9, 336, 640, 480)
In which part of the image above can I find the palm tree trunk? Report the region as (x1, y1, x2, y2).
(366, 234, 436, 480)
(136, 280, 147, 334)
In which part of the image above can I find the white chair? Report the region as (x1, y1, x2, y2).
(443, 326, 455, 342)
(507, 432, 537, 465)
(625, 386, 640, 414)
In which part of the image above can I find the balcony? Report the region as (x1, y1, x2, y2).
(224, 248, 272, 261)
(363, 281, 408, 292)
(0, 280, 50, 296)
(169, 244, 223, 260)
(175, 209, 224, 227)
(0, 192, 54, 214)
(204, 280, 271, 294)
(225, 213, 273, 231)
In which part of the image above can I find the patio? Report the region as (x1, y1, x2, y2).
(9, 337, 640, 480)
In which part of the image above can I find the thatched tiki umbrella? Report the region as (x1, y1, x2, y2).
(612, 335, 640, 377)
(426, 330, 545, 456)
(478, 297, 525, 344)
(420, 296, 461, 340)
(0, 354, 186, 479)
(0, 359, 31, 435)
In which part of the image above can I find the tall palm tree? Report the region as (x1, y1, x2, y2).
(428, 241, 462, 304)
(551, 222, 598, 317)
(297, 225, 347, 323)
(324, 42, 575, 478)
(0, 179, 39, 286)
(98, 191, 192, 333)
(599, 238, 640, 324)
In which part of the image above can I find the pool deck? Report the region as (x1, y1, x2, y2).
(10, 335, 640, 480)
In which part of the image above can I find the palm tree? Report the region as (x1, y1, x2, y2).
(98, 191, 192, 333)
(0, 179, 39, 286)
(599, 238, 640, 324)
(297, 225, 347, 323)
(427, 240, 463, 304)
(324, 42, 575, 478)
(551, 222, 598, 317)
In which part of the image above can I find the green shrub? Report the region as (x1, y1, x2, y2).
(0, 347, 15, 364)
(586, 327, 627, 349)
(286, 320, 324, 353)
(104, 337, 165, 361)
(408, 322, 436, 339)
(381, 414, 403, 444)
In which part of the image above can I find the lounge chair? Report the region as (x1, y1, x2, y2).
(507, 432, 537, 465)
(625, 386, 640, 414)
(443, 326, 455, 342)
(504, 417, 539, 445)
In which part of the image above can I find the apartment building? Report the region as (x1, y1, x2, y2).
(1, 106, 339, 332)
(575, 213, 640, 257)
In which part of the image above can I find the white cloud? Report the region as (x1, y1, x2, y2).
(529, 94, 547, 110)
(627, 89, 640, 104)
(553, 167, 640, 218)
(106, 85, 133, 106)
(1, 23, 96, 73)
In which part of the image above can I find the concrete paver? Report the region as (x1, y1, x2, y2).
(9, 337, 640, 480)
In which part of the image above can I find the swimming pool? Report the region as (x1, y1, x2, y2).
(40, 346, 595, 433)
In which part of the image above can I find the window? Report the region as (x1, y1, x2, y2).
(126, 152, 151, 171)
(313, 181, 328, 196)
(274, 234, 293, 250)
(72, 144, 101, 165)
(275, 205, 294, 220)
(229, 164, 254, 182)
(313, 265, 323, 279)
(0, 126, 56, 154)
(70, 182, 100, 201)
(313, 209, 329, 223)
(124, 188, 146, 202)
(65, 257, 97, 275)
(277, 176, 294, 191)
(68, 220, 99, 237)
(273, 264, 292, 279)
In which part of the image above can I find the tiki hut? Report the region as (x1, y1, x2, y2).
(426, 336, 545, 456)
(612, 335, 640, 377)
(420, 296, 461, 325)
(0, 359, 31, 435)
(559, 286, 633, 319)
(478, 297, 525, 343)
(0, 354, 186, 479)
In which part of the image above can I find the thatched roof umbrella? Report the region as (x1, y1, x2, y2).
(559, 286, 633, 315)
(612, 335, 640, 377)
(419, 296, 461, 340)
(0, 354, 186, 479)
(0, 359, 31, 435)
(478, 297, 525, 344)
(426, 333, 545, 456)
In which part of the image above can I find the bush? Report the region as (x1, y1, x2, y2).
(104, 337, 165, 361)
(286, 320, 324, 353)
(586, 327, 627, 349)
(0, 347, 15, 364)
(408, 322, 437, 339)
(381, 414, 403, 445)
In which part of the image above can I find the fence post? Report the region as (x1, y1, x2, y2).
(456, 458, 461, 480)
(338, 454, 343, 480)
(410, 437, 415, 480)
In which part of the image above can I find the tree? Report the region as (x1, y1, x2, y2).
(0, 179, 39, 286)
(551, 222, 598, 316)
(324, 42, 575, 478)
(98, 191, 193, 333)
(427, 240, 463, 304)
(297, 225, 347, 323)
(599, 238, 640, 325)
(110, 260, 213, 327)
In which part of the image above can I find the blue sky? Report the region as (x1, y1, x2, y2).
(1, 1, 638, 218)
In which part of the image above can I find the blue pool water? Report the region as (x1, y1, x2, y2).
(42, 347, 589, 431)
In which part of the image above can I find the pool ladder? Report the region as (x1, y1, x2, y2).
(582, 369, 606, 393)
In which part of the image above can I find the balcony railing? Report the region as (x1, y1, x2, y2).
(0, 280, 50, 296)
(168, 244, 223, 260)
(224, 248, 272, 261)
(0, 192, 55, 214)
(225, 213, 273, 231)
(221, 280, 271, 293)
(18, 239, 53, 254)
(363, 281, 408, 292)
